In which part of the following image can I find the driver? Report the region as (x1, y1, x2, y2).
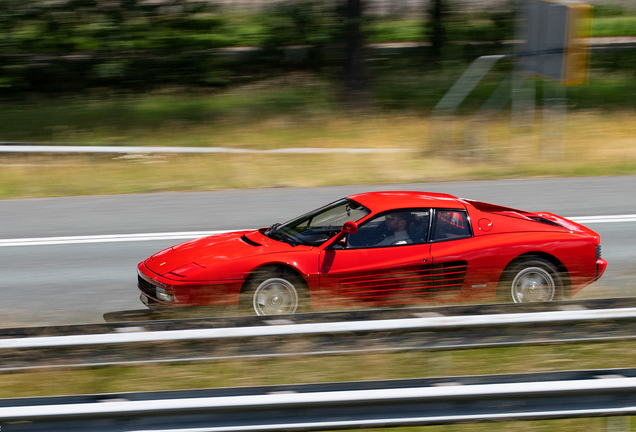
(377, 212, 413, 246)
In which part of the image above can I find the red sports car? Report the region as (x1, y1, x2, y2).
(137, 191, 607, 315)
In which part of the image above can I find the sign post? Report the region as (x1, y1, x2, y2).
(431, 0, 592, 160)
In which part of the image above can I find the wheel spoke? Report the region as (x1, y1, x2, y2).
(252, 277, 299, 315)
(511, 266, 556, 303)
(269, 285, 284, 294)
(257, 293, 267, 306)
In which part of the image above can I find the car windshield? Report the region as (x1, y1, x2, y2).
(266, 199, 370, 246)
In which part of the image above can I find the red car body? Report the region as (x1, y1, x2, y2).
(137, 191, 607, 315)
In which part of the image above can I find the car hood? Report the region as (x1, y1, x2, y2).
(143, 230, 299, 277)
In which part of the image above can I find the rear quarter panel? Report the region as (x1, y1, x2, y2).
(430, 231, 598, 300)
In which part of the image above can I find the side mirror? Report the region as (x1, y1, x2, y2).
(341, 221, 358, 234)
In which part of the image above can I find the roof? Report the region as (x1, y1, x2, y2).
(347, 191, 466, 212)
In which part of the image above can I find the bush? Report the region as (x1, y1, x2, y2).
(593, 4, 625, 18)
(0, 0, 233, 93)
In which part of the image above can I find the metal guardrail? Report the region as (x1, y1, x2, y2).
(2, 367, 636, 432)
(4, 298, 636, 371)
(7, 306, 636, 350)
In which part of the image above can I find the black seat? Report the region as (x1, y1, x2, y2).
(408, 215, 428, 244)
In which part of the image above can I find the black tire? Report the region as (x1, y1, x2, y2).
(240, 270, 309, 316)
(500, 258, 564, 303)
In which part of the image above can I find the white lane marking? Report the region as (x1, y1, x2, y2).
(0, 214, 633, 247)
(0, 231, 233, 247)
(0, 145, 413, 154)
(570, 215, 636, 224)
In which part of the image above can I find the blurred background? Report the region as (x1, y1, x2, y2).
(0, 0, 634, 197)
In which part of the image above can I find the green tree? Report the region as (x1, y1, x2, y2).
(0, 0, 231, 93)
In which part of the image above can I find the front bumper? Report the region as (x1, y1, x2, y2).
(137, 264, 242, 307)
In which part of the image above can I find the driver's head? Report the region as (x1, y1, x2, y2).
(386, 212, 410, 232)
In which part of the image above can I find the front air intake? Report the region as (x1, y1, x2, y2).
(241, 235, 261, 247)
(138, 275, 156, 297)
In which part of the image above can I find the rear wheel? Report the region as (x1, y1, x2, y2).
(502, 258, 564, 303)
(241, 271, 309, 316)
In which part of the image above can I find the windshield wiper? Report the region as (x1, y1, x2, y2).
(265, 223, 281, 237)
(265, 223, 310, 247)
(271, 228, 307, 247)
(264, 223, 293, 245)
(278, 231, 299, 247)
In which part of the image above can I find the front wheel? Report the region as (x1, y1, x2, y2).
(503, 259, 564, 303)
(241, 272, 308, 316)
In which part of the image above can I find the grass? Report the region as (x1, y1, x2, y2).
(1, 106, 636, 199)
(3, 69, 634, 145)
(0, 80, 335, 143)
(7, 341, 636, 397)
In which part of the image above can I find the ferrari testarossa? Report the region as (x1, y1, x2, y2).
(137, 191, 607, 315)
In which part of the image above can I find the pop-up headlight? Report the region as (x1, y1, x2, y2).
(168, 262, 206, 278)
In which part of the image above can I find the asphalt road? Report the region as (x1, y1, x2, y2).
(1, 176, 635, 328)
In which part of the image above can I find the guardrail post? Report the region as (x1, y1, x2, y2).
(431, 55, 505, 157)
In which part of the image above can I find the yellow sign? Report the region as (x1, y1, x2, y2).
(563, 3, 592, 85)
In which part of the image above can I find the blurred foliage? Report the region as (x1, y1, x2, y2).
(0, 0, 633, 106)
(258, 1, 339, 47)
(592, 4, 625, 17)
(367, 19, 424, 43)
(0, 0, 235, 92)
(591, 16, 636, 37)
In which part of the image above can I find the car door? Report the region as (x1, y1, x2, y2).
(318, 209, 434, 306)
(428, 209, 493, 300)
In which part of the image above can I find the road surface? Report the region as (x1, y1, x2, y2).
(1, 176, 634, 327)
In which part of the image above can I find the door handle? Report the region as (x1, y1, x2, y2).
(422, 258, 428, 263)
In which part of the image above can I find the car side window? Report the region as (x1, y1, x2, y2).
(346, 210, 430, 248)
(432, 210, 471, 241)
